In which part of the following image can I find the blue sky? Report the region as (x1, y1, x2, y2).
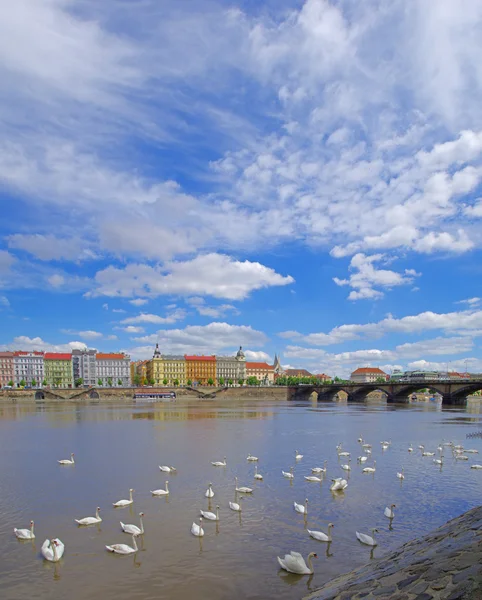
(1, 0, 482, 377)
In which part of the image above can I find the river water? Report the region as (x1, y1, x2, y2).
(0, 398, 481, 600)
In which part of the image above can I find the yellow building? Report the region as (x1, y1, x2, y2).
(185, 355, 216, 385)
(44, 353, 73, 388)
(162, 355, 186, 386)
(246, 362, 275, 385)
(131, 360, 148, 385)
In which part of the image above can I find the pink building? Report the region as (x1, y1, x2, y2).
(0, 352, 14, 387)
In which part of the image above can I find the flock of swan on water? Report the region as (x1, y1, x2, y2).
(13, 437, 481, 575)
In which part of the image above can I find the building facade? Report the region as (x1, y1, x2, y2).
(72, 348, 97, 386)
(314, 373, 331, 382)
(162, 355, 186, 386)
(350, 367, 389, 383)
(185, 355, 216, 385)
(96, 353, 131, 386)
(284, 368, 313, 378)
(131, 360, 149, 385)
(13, 351, 44, 387)
(216, 346, 246, 384)
(44, 353, 73, 388)
(0, 351, 14, 387)
(246, 362, 275, 385)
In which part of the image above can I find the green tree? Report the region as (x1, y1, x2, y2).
(42, 379, 47, 387)
(218, 377, 225, 386)
(375, 376, 386, 383)
(228, 378, 233, 386)
(247, 376, 259, 386)
(117, 379, 123, 386)
(207, 378, 214, 386)
(173, 378, 179, 386)
(238, 378, 244, 386)
(19, 379, 26, 388)
(163, 378, 168, 385)
(133, 374, 141, 386)
(187, 379, 192, 386)
(74, 378, 83, 388)
(54, 377, 62, 388)
(97, 378, 103, 386)
(31, 378, 37, 387)
(8, 380, 14, 387)
(107, 378, 113, 387)
(149, 378, 155, 386)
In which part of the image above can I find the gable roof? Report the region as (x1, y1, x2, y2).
(246, 362, 274, 370)
(44, 353, 72, 360)
(284, 368, 313, 377)
(184, 355, 216, 361)
(96, 353, 127, 360)
(351, 367, 387, 375)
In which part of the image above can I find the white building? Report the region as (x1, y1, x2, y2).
(350, 367, 389, 383)
(72, 348, 97, 386)
(96, 352, 131, 386)
(216, 346, 246, 384)
(13, 351, 44, 387)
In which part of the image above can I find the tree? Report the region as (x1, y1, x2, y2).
(163, 378, 168, 385)
(107, 378, 113, 387)
(228, 378, 233, 386)
(98, 378, 103, 386)
(133, 374, 141, 386)
(218, 377, 225, 386)
(238, 378, 244, 386)
(173, 378, 179, 386)
(42, 379, 47, 387)
(375, 376, 386, 383)
(207, 378, 214, 386)
(74, 378, 83, 388)
(141, 376, 147, 386)
(31, 379, 37, 387)
(8, 380, 14, 387)
(54, 377, 62, 388)
(19, 379, 26, 388)
(247, 376, 259, 386)
(187, 379, 192, 386)
(149, 378, 155, 386)
(117, 379, 123, 386)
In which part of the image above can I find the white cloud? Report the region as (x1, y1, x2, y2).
(61, 329, 103, 340)
(0, 295, 9, 307)
(457, 297, 481, 306)
(0, 250, 15, 274)
(47, 274, 65, 288)
(412, 230, 473, 254)
(90, 254, 293, 300)
(121, 310, 187, 325)
(186, 296, 239, 318)
(122, 325, 145, 334)
(0, 336, 87, 353)
(129, 298, 149, 306)
(244, 350, 272, 362)
(112, 308, 126, 313)
(102, 303, 109, 310)
(7, 234, 97, 262)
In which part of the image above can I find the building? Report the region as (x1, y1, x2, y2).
(72, 348, 97, 387)
(284, 368, 313, 378)
(162, 355, 186, 386)
(44, 353, 73, 388)
(246, 362, 275, 385)
(13, 351, 44, 387)
(314, 373, 331, 382)
(96, 353, 130, 387)
(216, 346, 246, 384)
(131, 359, 149, 385)
(147, 344, 165, 385)
(350, 367, 389, 383)
(0, 351, 14, 387)
(273, 353, 283, 376)
(185, 355, 216, 385)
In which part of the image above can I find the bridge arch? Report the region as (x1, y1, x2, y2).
(347, 386, 391, 403)
(35, 390, 45, 400)
(448, 383, 482, 403)
(89, 390, 99, 399)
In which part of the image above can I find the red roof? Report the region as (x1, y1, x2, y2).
(184, 355, 216, 361)
(284, 369, 313, 377)
(0, 352, 14, 358)
(246, 362, 274, 370)
(96, 353, 126, 360)
(44, 353, 71, 360)
(14, 351, 44, 356)
(351, 367, 387, 375)
(315, 373, 331, 380)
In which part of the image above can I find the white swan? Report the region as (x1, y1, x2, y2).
(247, 453, 259, 461)
(338, 451, 350, 457)
(200, 505, 219, 521)
(294, 499, 308, 514)
(159, 465, 176, 473)
(384, 504, 396, 519)
(362, 443, 372, 449)
(235, 477, 253, 493)
(465, 449, 479, 454)
(357, 456, 368, 463)
(455, 455, 469, 461)
(58, 453, 75, 465)
(75, 507, 102, 525)
(295, 450, 303, 460)
(418, 444, 425, 450)
(433, 456, 444, 465)
(113, 489, 134, 507)
(120, 512, 144, 535)
(356, 528, 378, 546)
(106, 534, 138, 554)
(151, 481, 169, 496)
(381, 444, 389, 451)
(380, 440, 391, 445)
(454, 444, 464, 450)
(211, 457, 226, 466)
(229, 498, 242, 511)
(408, 445, 413, 452)
(312, 461, 327, 474)
(308, 523, 334, 542)
(470, 464, 482, 469)
(254, 465, 263, 480)
(14, 520, 35, 539)
(422, 451, 435, 457)
(282, 467, 294, 479)
(205, 483, 214, 498)
(397, 468, 405, 479)
(277, 551, 317, 575)
(304, 475, 322, 482)
(191, 517, 204, 537)
(362, 461, 376, 474)
(357, 436, 363, 443)
(330, 478, 348, 491)
(341, 463, 351, 471)
(41, 538, 65, 561)
(364, 448, 372, 455)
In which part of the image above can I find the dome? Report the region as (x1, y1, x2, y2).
(236, 345, 245, 359)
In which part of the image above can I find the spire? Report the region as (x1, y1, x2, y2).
(153, 343, 161, 358)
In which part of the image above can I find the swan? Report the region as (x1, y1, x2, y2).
(362, 461, 376, 474)
(58, 453, 75, 465)
(381, 444, 389, 451)
(364, 448, 372, 455)
(211, 457, 226, 466)
(151, 481, 169, 496)
(294, 499, 308, 514)
(159, 465, 176, 473)
(191, 517, 204, 537)
(282, 467, 294, 479)
(397, 468, 405, 479)
(247, 454, 259, 461)
(312, 461, 328, 474)
(466, 449, 479, 454)
(408, 445, 413, 452)
(254, 465, 263, 480)
(106, 534, 138, 554)
(308, 523, 334, 542)
(330, 478, 348, 491)
(341, 463, 351, 471)
(277, 551, 317, 575)
(200, 505, 219, 521)
(437, 445, 443, 452)
(229, 498, 242, 511)
(384, 504, 396, 519)
(470, 464, 482, 469)
(205, 483, 214, 498)
(362, 443, 372, 449)
(304, 475, 322, 482)
(113, 489, 134, 507)
(356, 528, 378, 546)
(422, 451, 435, 457)
(338, 451, 350, 457)
(455, 454, 469, 460)
(75, 507, 102, 525)
(295, 450, 303, 460)
(120, 512, 144, 535)
(433, 456, 443, 465)
(336, 443, 342, 450)
(357, 456, 368, 463)
(380, 440, 391, 445)
(235, 477, 253, 493)
(454, 445, 464, 450)
(41, 538, 65, 561)
(14, 520, 35, 539)
(357, 436, 363, 443)
(418, 445, 425, 450)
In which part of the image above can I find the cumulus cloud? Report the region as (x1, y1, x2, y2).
(0, 250, 15, 274)
(244, 350, 272, 362)
(121, 310, 187, 325)
(0, 336, 87, 353)
(186, 296, 239, 318)
(0, 295, 9, 307)
(129, 298, 149, 306)
(7, 234, 97, 262)
(61, 329, 104, 340)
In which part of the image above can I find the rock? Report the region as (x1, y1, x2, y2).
(398, 575, 419, 589)
(430, 576, 450, 591)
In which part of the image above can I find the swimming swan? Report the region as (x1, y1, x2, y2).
(277, 551, 317, 574)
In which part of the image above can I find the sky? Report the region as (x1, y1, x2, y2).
(1, 0, 482, 377)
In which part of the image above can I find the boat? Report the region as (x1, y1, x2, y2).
(134, 392, 176, 402)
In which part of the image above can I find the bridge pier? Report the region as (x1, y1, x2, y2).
(387, 395, 409, 404)
(441, 394, 467, 406)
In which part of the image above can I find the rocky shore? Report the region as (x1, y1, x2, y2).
(304, 506, 482, 600)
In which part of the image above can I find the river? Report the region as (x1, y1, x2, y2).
(0, 398, 481, 599)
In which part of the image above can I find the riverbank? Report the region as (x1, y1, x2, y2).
(305, 505, 482, 600)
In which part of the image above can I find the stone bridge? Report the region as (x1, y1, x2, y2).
(287, 380, 482, 405)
